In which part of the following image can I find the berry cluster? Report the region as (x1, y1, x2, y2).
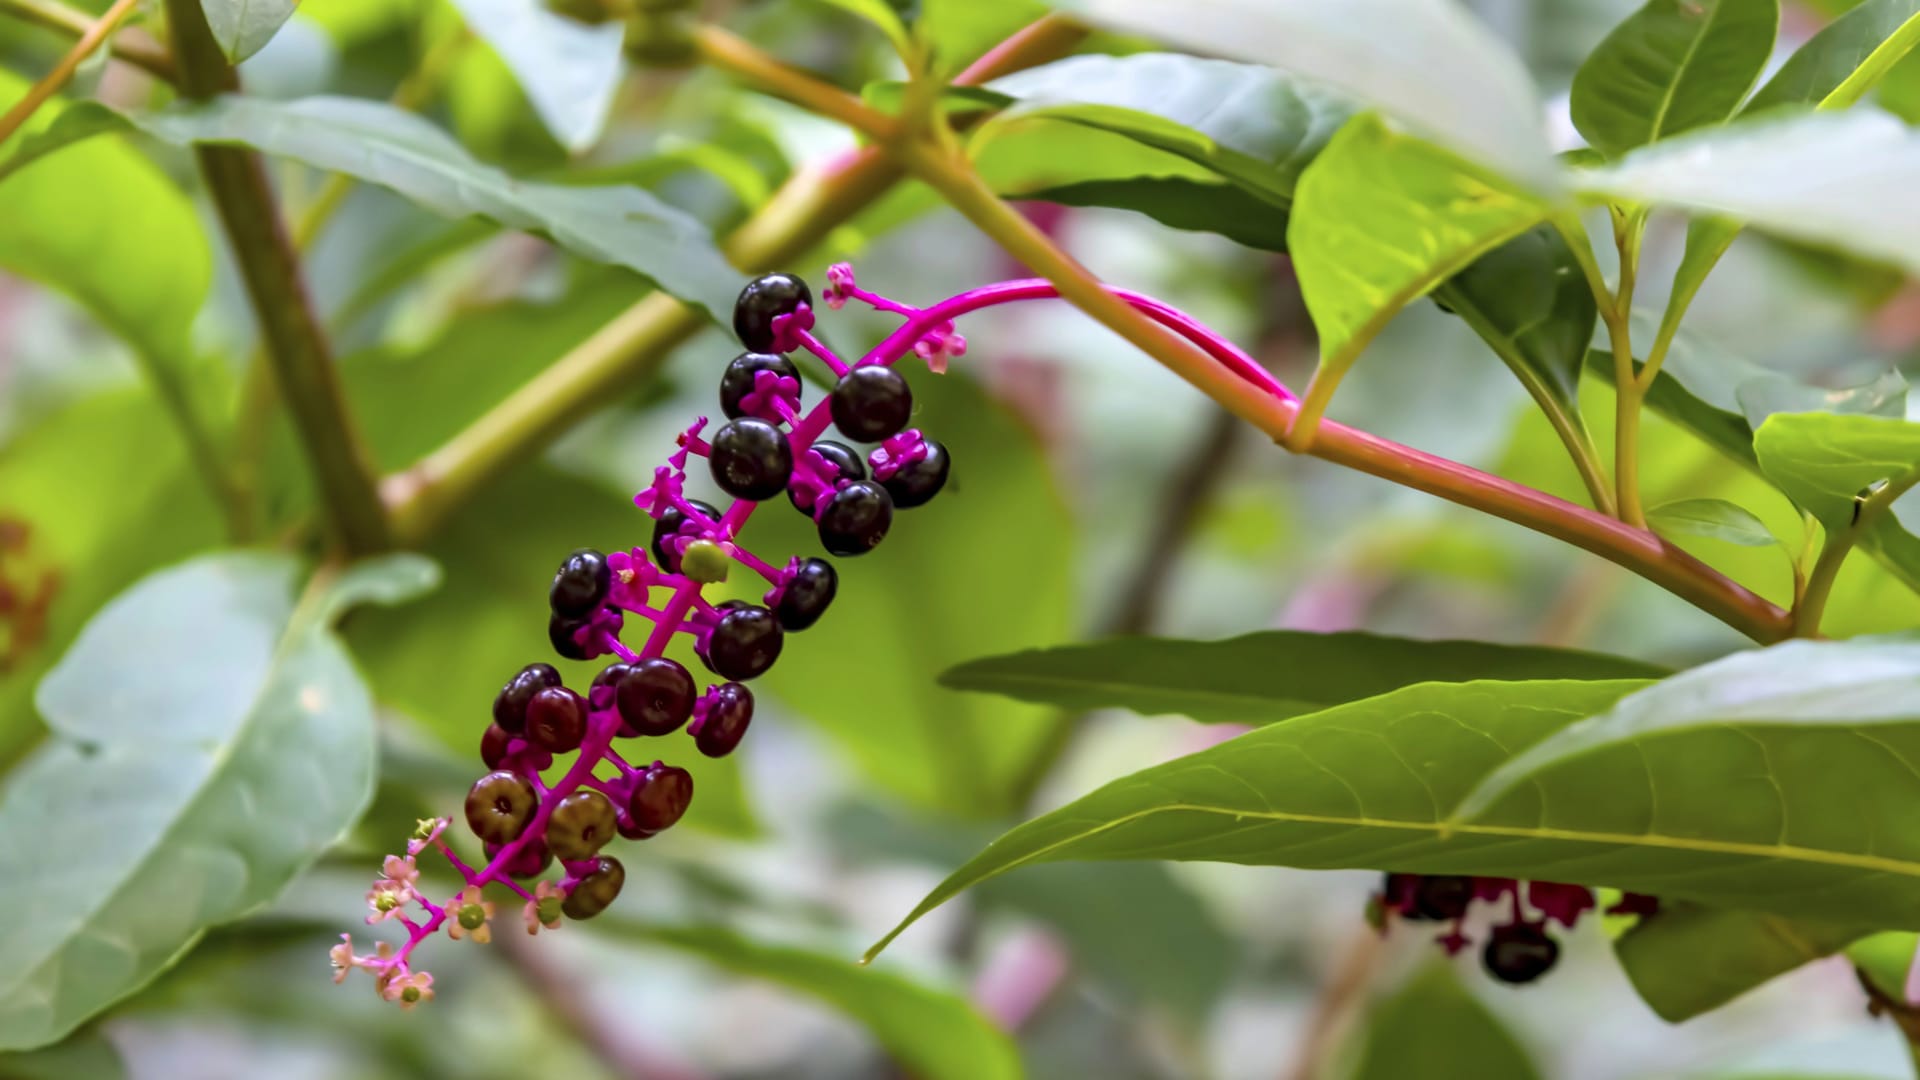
(334, 264, 958, 1004)
(1374, 873, 1658, 985)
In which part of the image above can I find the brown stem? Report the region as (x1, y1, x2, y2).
(163, 0, 391, 554)
(0, 0, 140, 145)
(0, 0, 174, 81)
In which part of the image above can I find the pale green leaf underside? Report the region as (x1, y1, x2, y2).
(1745, 0, 1920, 114)
(1613, 903, 1870, 1021)
(941, 629, 1664, 725)
(1649, 497, 1783, 548)
(136, 95, 741, 321)
(1753, 412, 1920, 532)
(0, 553, 437, 1049)
(446, 0, 625, 152)
(1571, 0, 1778, 157)
(201, 0, 299, 63)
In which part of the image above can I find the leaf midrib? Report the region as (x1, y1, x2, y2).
(1647, 0, 1728, 142)
(948, 671, 1314, 714)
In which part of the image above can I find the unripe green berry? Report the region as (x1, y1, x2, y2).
(679, 539, 731, 583)
(458, 903, 487, 931)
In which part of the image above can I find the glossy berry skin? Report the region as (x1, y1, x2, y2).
(720, 352, 800, 418)
(466, 770, 539, 844)
(590, 662, 632, 711)
(549, 613, 592, 661)
(830, 366, 913, 442)
(1483, 923, 1560, 984)
(775, 557, 837, 631)
(695, 683, 753, 757)
(817, 480, 893, 556)
(549, 548, 610, 618)
(525, 686, 588, 753)
(628, 762, 694, 832)
(704, 604, 784, 680)
(789, 440, 866, 516)
(1412, 875, 1475, 921)
(562, 856, 626, 920)
(480, 723, 514, 770)
(710, 418, 794, 501)
(882, 438, 950, 509)
(485, 837, 553, 879)
(652, 498, 719, 573)
(547, 789, 618, 861)
(733, 272, 812, 352)
(614, 657, 697, 735)
(493, 663, 562, 733)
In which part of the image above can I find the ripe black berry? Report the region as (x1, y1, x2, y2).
(486, 837, 553, 878)
(703, 604, 784, 680)
(547, 789, 617, 861)
(1483, 923, 1560, 984)
(695, 682, 753, 757)
(652, 498, 720, 573)
(817, 480, 893, 556)
(711, 418, 794, 501)
(628, 761, 693, 832)
(775, 557, 837, 631)
(549, 613, 592, 660)
(614, 656, 696, 735)
(790, 440, 867, 516)
(720, 352, 800, 418)
(590, 663, 632, 711)
(480, 723, 514, 770)
(1413, 875, 1475, 921)
(549, 548, 611, 618)
(493, 663, 562, 733)
(882, 438, 950, 509)
(733, 272, 812, 352)
(830, 366, 913, 442)
(525, 686, 587, 753)
(562, 856, 626, 920)
(466, 770, 539, 844)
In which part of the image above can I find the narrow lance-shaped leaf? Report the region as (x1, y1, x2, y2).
(201, 0, 299, 63)
(1570, 0, 1778, 158)
(942, 629, 1665, 725)
(0, 553, 439, 1049)
(1648, 498, 1785, 548)
(445, 0, 625, 153)
(135, 95, 741, 322)
(1613, 903, 1871, 1021)
(1745, 0, 1920, 114)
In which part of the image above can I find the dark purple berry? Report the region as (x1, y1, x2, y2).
(614, 656, 697, 735)
(775, 557, 836, 631)
(549, 613, 593, 661)
(720, 352, 800, 418)
(881, 438, 949, 509)
(711, 418, 794, 501)
(562, 856, 626, 919)
(703, 604, 783, 680)
(547, 789, 617, 861)
(466, 770, 538, 844)
(493, 663, 562, 733)
(652, 498, 720, 573)
(830, 366, 913, 442)
(549, 548, 610, 618)
(628, 761, 694, 832)
(525, 686, 587, 753)
(590, 663, 633, 711)
(695, 682, 753, 757)
(1483, 923, 1560, 984)
(817, 480, 892, 556)
(480, 723, 514, 770)
(486, 837, 553, 879)
(1413, 875, 1475, 921)
(789, 440, 867, 515)
(733, 272, 811, 352)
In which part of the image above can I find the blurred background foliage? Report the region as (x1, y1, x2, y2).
(3, 0, 1920, 1077)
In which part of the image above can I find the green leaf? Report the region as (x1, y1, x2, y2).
(867, 679, 1653, 958)
(135, 95, 740, 322)
(918, 0, 1048, 74)
(988, 52, 1355, 209)
(1745, 0, 1920, 113)
(348, 464, 759, 837)
(1348, 964, 1541, 1080)
(812, 0, 913, 54)
(1846, 929, 1917, 1001)
(0, 1028, 125, 1080)
(445, 0, 624, 152)
(1289, 115, 1552, 391)
(0, 552, 438, 1049)
(942, 630, 1665, 725)
(755, 373, 1073, 816)
(1021, 177, 1293, 251)
(1614, 904, 1869, 1021)
(1046, 0, 1561, 189)
(0, 103, 130, 185)
(1573, 110, 1920, 276)
(602, 922, 1020, 1080)
(1753, 412, 1920, 533)
(201, 0, 300, 62)
(1649, 498, 1784, 547)
(1570, 0, 1778, 157)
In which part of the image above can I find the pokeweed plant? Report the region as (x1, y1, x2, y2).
(5, 0, 1920, 1073)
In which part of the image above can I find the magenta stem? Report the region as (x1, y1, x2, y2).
(795, 329, 849, 375)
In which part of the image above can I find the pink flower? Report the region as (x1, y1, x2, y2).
(405, 818, 448, 857)
(382, 854, 420, 890)
(824, 263, 856, 309)
(330, 934, 359, 984)
(382, 970, 435, 1010)
(365, 879, 411, 925)
(447, 885, 497, 945)
(524, 880, 565, 935)
(912, 323, 965, 374)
